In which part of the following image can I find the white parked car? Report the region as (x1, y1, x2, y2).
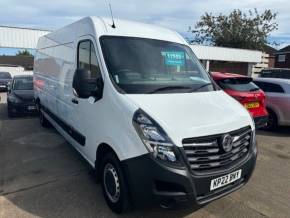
(254, 78, 290, 129)
(34, 17, 257, 213)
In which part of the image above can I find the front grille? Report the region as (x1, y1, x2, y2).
(182, 126, 252, 174)
(22, 99, 34, 103)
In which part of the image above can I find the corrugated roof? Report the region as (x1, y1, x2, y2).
(190, 44, 262, 63)
(0, 26, 50, 49)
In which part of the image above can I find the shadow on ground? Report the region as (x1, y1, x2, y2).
(257, 126, 290, 137)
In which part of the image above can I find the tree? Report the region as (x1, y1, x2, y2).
(190, 9, 278, 50)
(16, 50, 33, 57)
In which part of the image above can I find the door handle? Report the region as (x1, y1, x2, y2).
(71, 98, 78, 104)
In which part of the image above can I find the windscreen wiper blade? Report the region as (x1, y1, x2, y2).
(188, 83, 213, 92)
(148, 86, 193, 94)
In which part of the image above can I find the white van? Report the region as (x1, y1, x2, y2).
(34, 17, 257, 213)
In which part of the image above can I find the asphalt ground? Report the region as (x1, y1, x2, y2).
(0, 92, 289, 218)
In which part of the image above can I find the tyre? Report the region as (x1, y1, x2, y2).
(264, 109, 278, 130)
(101, 153, 130, 213)
(39, 109, 50, 127)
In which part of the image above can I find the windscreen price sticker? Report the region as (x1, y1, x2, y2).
(163, 51, 185, 66)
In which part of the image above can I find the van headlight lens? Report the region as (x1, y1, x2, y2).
(133, 109, 182, 165)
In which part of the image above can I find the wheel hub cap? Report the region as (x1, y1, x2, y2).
(103, 163, 120, 203)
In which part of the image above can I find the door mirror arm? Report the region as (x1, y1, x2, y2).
(91, 78, 104, 101)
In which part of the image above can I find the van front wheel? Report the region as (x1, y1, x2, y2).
(101, 153, 130, 213)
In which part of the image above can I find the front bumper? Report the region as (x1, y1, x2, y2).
(8, 102, 37, 114)
(0, 84, 7, 91)
(122, 142, 257, 208)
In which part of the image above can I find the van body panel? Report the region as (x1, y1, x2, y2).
(34, 16, 257, 210)
(126, 91, 253, 147)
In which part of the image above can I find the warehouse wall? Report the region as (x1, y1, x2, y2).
(0, 56, 34, 70)
(0, 26, 50, 49)
(209, 61, 249, 75)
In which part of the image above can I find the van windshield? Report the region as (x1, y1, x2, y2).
(13, 77, 33, 90)
(100, 36, 214, 94)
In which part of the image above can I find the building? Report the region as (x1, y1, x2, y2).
(0, 56, 33, 70)
(275, 45, 290, 68)
(0, 25, 50, 49)
(190, 45, 262, 76)
(0, 65, 25, 76)
(252, 52, 270, 77)
(263, 45, 277, 68)
(0, 25, 50, 70)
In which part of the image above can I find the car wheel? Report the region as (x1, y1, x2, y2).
(264, 110, 278, 130)
(101, 153, 130, 213)
(39, 109, 50, 127)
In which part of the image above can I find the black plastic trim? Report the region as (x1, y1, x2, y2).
(41, 105, 86, 146)
(121, 148, 257, 208)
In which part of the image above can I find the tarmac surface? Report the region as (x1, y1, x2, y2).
(0, 92, 290, 218)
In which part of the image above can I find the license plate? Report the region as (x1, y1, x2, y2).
(27, 106, 36, 110)
(0, 85, 6, 88)
(210, 169, 242, 191)
(245, 102, 259, 109)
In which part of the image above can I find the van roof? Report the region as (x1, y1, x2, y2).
(38, 17, 187, 49)
(94, 17, 186, 43)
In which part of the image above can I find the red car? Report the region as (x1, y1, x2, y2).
(211, 72, 268, 128)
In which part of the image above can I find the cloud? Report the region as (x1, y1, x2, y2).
(0, 0, 289, 45)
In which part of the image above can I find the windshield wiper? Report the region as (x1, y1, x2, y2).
(188, 83, 213, 92)
(148, 86, 193, 94)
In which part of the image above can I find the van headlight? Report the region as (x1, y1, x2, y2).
(133, 109, 182, 165)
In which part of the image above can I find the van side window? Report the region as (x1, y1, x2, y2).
(78, 40, 102, 80)
(90, 44, 102, 79)
(78, 41, 90, 70)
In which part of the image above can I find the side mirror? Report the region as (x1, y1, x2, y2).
(72, 68, 99, 99)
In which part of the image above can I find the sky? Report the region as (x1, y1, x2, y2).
(0, 0, 289, 55)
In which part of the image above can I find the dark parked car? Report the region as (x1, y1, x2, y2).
(7, 75, 37, 117)
(260, 68, 290, 79)
(0, 71, 12, 91)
